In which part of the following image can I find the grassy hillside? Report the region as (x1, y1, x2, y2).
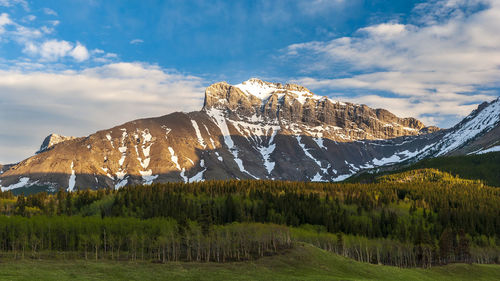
(0, 243, 498, 281)
(349, 152, 500, 187)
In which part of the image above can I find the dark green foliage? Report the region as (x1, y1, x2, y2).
(0, 216, 291, 262)
(350, 152, 500, 187)
(409, 152, 500, 187)
(0, 170, 499, 267)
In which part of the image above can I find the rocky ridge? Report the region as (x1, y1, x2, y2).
(37, 134, 76, 154)
(0, 79, 498, 192)
(204, 78, 438, 141)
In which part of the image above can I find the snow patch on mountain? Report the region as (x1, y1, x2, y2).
(134, 129, 155, 183)
(227, 116, 280, 175)
(180, 168, 188, 183)
(101, 167, 114, 180)
(67, 161, 76, 192)
(235, 78, 344, 106)
(476, 145, 500, 154)
(313, 138, 326, 150)
(1, 177, 30, 192)
(259, 127, 279, 175)
(296, 136, 331, 179)
(115, 178, 128, 189)
(203, 124, 217, 149)
(372, 154, 401, 166)
(311, 172, 323, 182)
(296, 136, 320, 167)
(436, 98, 500, 156)
(168, 147, 181, 170)
(161, 125, 172, 139)
(206, 108, 257, 178)
(189, 159, 206, 182)
(140, 170, 158, 185)
(191, 120, 207, 148)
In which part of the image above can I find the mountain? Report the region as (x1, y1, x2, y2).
(0, 79, 498, 192)
(431, 99, 500, 156)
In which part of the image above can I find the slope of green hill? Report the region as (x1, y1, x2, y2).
(376, 168, 481, 184)
(349, 152, 500, 187)
(0, 243, 498, 281)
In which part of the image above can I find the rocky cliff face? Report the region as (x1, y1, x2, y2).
(203, 79, 435, 141)
(0, 79, 497, 193)
(37, 134, 76, 153)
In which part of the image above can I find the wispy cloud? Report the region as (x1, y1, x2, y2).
(0, 0, 28, 10)
(130, 38, 143, 44)
(296, 0, 347, 15)
(42, 8, 57, 16)
(285, 0, 500, 126)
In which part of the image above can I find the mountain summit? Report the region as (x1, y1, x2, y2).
(0, 79, 498, 192)
(204, 78, 436, 141)
(37, 134, 76, 154)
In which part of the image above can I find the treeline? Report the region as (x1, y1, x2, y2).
(0, 169, 499, 267)
(0, 216, 291, 262)
(292, 225, 498, 267)
(0, 215, 496, 267)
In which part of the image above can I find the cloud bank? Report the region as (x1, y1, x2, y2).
(0, 63, 205, 163)
(285, 0, 500, 126)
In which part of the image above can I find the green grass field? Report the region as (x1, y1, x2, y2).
(0, 243, 498, 281)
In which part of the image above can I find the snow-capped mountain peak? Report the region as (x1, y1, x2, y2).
(234, 78, 344, 105)
(434, 97, 500, 156)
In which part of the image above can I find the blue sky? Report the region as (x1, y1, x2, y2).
(1, 0, 499, 163)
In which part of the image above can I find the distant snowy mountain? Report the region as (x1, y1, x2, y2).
(432, 97, 500, 156)
(0, 79, 498, 192)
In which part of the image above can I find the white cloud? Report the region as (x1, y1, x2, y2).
(24, 14, 36, 22)
(130, 39, 144, 44)
(0, 62, 205, 163)
(40, 25, 54, 34)
(37, 39, 72, 60)
(0, 0, 28, 10)
(358, 23, 407, 37)
(0, 12, 13, 33)
(0, 13, 12, 25)
(69, 42, 89, 61)
(284, 0, 500, 126)
(0, 9, 93, 63)
(23, 39, 91, 62)
(43, 8, 57, 16)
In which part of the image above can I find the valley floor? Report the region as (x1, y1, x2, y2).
(0, 244, 498, 281)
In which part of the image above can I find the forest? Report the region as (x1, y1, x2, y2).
(0, 168, 499, 268)
(350, 151, 500, 187)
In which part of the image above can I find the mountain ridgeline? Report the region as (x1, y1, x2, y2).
(0, 78, 499, 192)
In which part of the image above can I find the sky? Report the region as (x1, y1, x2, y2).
(1, 0, 499, 163)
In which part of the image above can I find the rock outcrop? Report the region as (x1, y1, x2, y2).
(204, 78, 434, 141)
(37, 134, 76, 153)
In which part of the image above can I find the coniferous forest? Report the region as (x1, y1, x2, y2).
(0, 169, 499, 268)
